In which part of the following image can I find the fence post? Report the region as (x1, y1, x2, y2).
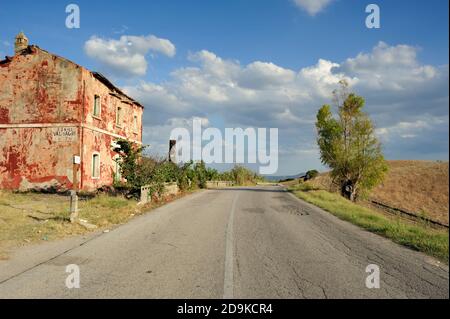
(69, 190, 79, 223)
(140, 186, 146, 204)
(140, 186, 151, 204)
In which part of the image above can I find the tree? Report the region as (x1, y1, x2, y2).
(206, 167, 220, 181)
(305, 170, 319, 181)
(315, 80, 388, 201)
(113, 139, 148, 191)
(193, 161, 208, 189)
(113, 140, 172, 196)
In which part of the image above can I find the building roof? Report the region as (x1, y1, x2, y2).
(0, 44, 144, 108)
(92, 72, 143, 108)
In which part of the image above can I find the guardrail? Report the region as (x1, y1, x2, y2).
(256, 182, 281, 186)
(205, 181, 234, 188)
(140, 182, 180, 205)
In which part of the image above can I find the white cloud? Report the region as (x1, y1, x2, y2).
(84, 34, 176, 77)
(239, 62, 296, 89)
(376, 116, 447, 141)
(293, 0, 333, 16)
(142, 116, 210, 157)
(335, 42, 438, 91)
(122, 42, 448, 172)
(374, 116, 449, 159)
(125, 50, 347, 129)
(188, 50, 240, 80)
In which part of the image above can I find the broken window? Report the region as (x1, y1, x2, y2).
(133, 115, 138, 133)
(93, 95, 101, 117)
(92, 153, 100, 178)
(114, 156, 122, 182)
(116, 106, 122, 126)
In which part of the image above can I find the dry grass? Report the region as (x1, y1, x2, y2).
(0, 190, 190, 260)
(287, 161, 449, 225)
(371, 161, 448, 225)
(0, 192, 84, 260)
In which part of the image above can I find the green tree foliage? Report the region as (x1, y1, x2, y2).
(182, 161, 208, 189)
(112, 139, 148, 191)
(229, 165, 258, 185)
(316, 80, 388, 201)
(113, 139, 265, 197)
(305, 170, 319, 181)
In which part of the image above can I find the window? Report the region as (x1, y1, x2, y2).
(133, 115, 138, 133)
(116, 106, 122, 126)
(93, 95, 101, 117)
(114, 156, 122, 182)
(92, 153, 100, 179)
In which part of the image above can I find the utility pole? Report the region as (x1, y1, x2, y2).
(168, 140, 176, 163)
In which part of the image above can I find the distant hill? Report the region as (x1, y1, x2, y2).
(265, 173, 306, 182)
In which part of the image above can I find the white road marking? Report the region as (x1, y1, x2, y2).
(223, 192, 240, 299)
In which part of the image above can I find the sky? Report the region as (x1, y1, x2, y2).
(0, 0, 448, 175)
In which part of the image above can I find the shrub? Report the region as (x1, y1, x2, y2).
(305, 170, 319, 181)
(113, 140, 264, 197)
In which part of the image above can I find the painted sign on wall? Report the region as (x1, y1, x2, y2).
(52, 127, 77, 142)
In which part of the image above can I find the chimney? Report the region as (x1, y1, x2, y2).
(14, 32, 29, 54)
(168, 140, 177, 163)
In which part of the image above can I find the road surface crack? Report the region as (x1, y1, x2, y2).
(290, 263, 328, 299)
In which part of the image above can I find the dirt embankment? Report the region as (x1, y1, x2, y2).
(295, 160, 449, 226)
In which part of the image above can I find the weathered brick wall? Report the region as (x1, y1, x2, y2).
(79, 69, 143, 191)
(0, 126, 80, 191)
(0, 47, 83, 191)
(0, 46, 143, 192)
(0, 47, 82, 124)
(80, 128, 117, 191)
(81, 69, 143, 143)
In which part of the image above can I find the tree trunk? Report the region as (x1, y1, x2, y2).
(349, 188, 357, 202)
(341, 180, 356, 201)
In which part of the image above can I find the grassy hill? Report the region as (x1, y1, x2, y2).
(295, 160, 449, 226)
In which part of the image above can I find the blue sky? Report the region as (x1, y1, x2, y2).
(1, 0, 449, 175)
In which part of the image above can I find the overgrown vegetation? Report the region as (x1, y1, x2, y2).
(289, 183, 449, 263)
(304, 169, 319, 181)
(218, 165, 266, 185)
(113, 139, 263, 198)
(316, 80, 388, 201)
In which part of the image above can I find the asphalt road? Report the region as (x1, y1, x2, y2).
(0, 186, 448, 298)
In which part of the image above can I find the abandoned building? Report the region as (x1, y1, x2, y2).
(0, 32, 143, 192)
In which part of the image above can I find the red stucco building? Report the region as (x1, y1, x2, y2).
(0, 33, 143, 192)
